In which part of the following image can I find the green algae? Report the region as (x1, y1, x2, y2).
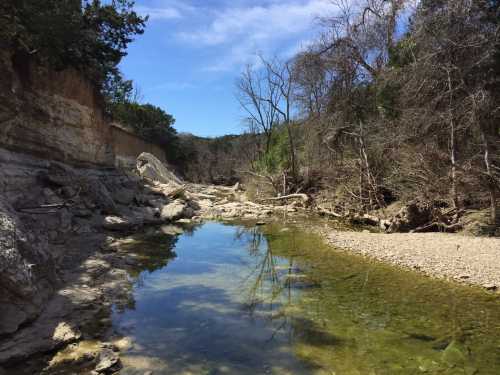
(258, 222, 500, 374)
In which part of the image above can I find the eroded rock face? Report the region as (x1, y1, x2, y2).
(136, 152, 182, 186)
(0, 50, 115, 167)
(0, 199, 57, 336)
(41, 162, 118, 214)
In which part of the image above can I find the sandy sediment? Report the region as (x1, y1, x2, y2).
(326, 231, 500, 290)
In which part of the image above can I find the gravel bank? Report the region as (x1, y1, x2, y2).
(326, 231, 500, 290)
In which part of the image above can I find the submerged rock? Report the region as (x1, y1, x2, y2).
(94, 348, 121, 374)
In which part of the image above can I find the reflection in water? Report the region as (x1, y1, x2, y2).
(113, 222, 500, 375)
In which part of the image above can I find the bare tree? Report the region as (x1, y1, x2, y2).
(236, 64, 280, 155)
(259, 55, 298, 180)
(318, 0, 409, 79)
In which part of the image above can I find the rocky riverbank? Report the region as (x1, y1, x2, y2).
(0, 149, 305, 374)
(325, 230, 500, 291)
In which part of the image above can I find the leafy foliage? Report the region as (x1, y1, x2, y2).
(2, 0, 147, 89)
(112, 102, 177, 147)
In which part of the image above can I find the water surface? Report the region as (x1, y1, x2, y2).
(114, 222, 500, 375)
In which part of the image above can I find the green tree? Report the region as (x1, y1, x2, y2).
(1, 0, 147, 90)
(112, 102, 177, 147)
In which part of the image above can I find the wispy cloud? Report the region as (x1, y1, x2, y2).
(176, 0, 338, 71)
(135, 5, 183, 20)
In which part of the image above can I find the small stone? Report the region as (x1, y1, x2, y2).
(256, 221, 266, 226)
(483, 284, 497, 291)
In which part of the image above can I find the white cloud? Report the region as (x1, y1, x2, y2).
(136, 5, 182, 20)
(176, 0, 339, 71)
(135, 0, 199, 21)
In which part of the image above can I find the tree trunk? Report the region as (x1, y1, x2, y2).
(286, 123, 297, 181)
(447, 70, 459, 209)
(450, 117, 459, 209)
(481, 127, 499, 226)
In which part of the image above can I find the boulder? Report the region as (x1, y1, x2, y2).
(136, 153, 182, 185)
(160, 201, 191, 222)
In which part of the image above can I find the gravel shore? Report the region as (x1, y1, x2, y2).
(326, 231, 500, 291)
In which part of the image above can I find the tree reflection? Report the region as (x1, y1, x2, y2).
(234, 225, 312, 344)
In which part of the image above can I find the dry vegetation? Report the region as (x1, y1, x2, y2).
(179, 0, 500, 234)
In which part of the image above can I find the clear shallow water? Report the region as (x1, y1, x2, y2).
(113, 222, 500, 375)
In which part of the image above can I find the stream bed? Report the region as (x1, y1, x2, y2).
(112, 221, 500, 375)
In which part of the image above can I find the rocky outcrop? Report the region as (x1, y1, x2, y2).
(0, 149, 203, 356)
(0, 199, 57, 336)
(136, 152, 182, 185)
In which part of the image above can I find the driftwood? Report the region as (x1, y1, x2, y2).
(411, 221, 463, 233)
(316, 205, 344, 218)
(18, 202, 76, 214)
(258, 193, 310, 203)
(316, 205, 381, 226)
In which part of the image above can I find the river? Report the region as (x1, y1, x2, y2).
(110, 221, 499, 374)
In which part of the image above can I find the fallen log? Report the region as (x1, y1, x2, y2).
(316, 206, 344, 218)
(258, 193, 310, 203)
(411, 221, 463, 233)
(350, 214, 380, 226)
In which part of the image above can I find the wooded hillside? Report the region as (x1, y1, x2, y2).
(183, 0, 499, 233)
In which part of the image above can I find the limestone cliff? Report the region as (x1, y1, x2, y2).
(0, 50, 115, 167)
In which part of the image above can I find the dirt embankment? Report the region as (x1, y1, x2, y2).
(326, 230, 500, 291)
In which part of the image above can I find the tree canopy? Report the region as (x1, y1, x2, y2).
(1, 0, 147, 91)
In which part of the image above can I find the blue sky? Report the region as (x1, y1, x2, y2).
(119, 0, 338, 137)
